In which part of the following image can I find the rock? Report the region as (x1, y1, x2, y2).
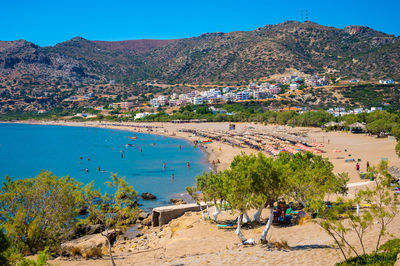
(395, 252, 400, 266)
(142, 216, 152, 226)
(170, 198, 187, 205)
(138, 211, 150, 220)
(141, 192, 156, 200)
(78, 206, 88, 215)
(60, 231, 117, 258)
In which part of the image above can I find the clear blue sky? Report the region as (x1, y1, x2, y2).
(2, 0, 399, 46)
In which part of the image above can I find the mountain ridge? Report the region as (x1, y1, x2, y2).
(1, 20, 399, 86)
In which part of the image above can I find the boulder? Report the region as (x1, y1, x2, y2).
(138, 211, 150, 220)
(141, 216, 152, 226)
(170, 198, 187, 205)
(60, 231, 118, 258)
(141, 192, 156, 200)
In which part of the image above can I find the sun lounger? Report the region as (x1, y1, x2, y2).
(217, 219, 237, 228)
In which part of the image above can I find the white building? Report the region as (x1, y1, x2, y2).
(222, 87, 231, 93)
(135, 112, 153, 120)
(192, 96, 204, 105)
(235, 91, 250, 101)
(150, 99, 160, 108)
(290, 83, 300, 90)
(157, 96, 168, 106)
(379, 79, 394, 84)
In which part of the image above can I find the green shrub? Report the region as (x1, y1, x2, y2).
(336, 252, 397, 266)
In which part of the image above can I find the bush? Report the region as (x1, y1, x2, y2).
(336, 252, 397, 266)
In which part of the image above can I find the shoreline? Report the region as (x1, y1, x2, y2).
(2, 119, 400, 183)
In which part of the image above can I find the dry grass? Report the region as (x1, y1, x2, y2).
(82, 247, 103, 259)
(69, 247, 82, 257)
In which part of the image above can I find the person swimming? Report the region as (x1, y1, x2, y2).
(80, 156, 83, 160)
(85, 168, 89, 173)
(97, 166, 100, 171)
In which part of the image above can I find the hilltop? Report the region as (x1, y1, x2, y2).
(1, 20, 399, 86)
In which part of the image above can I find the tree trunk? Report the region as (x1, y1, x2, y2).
(211, 204, 221, 221)
(199, 204, 206, 219)
(107, 235, 116, 266)
(252, 208, 262, 223)
(235, 214, 247, 242)
(260, 208, 273, 243)
(206, 205, 210, 219)
(243, 213, 251, 224)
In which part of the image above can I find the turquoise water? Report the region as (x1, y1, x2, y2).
(0, 123, 209, 210)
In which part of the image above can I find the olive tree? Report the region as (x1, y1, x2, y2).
(83, 174, 139, 266)
(317, 161, 398, 260)
(195, 171, 227, 221)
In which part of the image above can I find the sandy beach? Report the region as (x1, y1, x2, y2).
(10, 120, 400, 265)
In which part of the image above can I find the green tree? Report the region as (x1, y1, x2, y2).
(0, 171, 83, 253)
(195, 171, 226, 221)
(317, 161, 399, 261)
(0, 229, 10, 265)
(82, 174, 139, 266)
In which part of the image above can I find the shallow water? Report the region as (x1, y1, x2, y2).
(0, 123, 209, 209)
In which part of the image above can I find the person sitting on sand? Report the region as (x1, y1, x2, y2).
(274, 200, 287, 223)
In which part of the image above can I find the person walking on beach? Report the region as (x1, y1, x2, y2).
(356, 162, 360, 172)
(366, 161, 370, 171)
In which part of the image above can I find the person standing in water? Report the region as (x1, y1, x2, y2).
(171, 173, 174, 182)
(85, 168, 89, 173)
(163, 161, 166, 168)
(97, 166, 100, 171)
(179, 145, 181, 150)
(187, 162, 190, 168)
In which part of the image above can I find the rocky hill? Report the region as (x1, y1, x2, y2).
(0, 21, 399, 86)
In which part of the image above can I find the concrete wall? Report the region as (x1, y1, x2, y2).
(152, 203, 207, 226)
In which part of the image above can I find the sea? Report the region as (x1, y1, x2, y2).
(0, 123, 209, 210)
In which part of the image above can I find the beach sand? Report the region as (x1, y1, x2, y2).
(12, 120, 399, 265)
